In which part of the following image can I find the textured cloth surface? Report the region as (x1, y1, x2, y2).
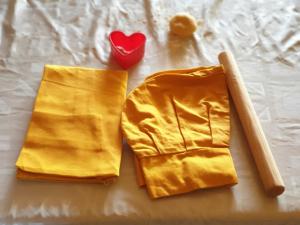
(0, 0, 300, 224)
(122, 66, 238, 198)
(15, 65, 128, 182)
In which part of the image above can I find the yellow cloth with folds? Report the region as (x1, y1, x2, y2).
(16, 65, 128, 182)
(122, 66, 238, 198)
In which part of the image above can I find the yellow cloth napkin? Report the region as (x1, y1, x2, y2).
(122, 66, 238, 198)
(16, 65, 128, 182)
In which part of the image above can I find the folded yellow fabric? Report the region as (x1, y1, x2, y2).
(122, 66, 238, 198)
(16, 65, 128, 182)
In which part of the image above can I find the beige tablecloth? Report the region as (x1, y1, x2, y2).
(0, 0, 300, 224)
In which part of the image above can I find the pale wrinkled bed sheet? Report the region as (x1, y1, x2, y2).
(0, 0, 300, 224)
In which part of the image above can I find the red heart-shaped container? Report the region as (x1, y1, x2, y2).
(109, 31, 146, 69)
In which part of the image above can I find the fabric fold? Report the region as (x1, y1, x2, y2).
(16, 65, 128, 182)
(122, 66, 238, 198)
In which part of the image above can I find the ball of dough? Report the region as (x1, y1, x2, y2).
(169, 13, 197, 37)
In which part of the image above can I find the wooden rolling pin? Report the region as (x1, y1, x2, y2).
(218, 51, 285, 197)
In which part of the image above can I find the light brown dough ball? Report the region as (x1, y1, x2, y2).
(169, 13, 197, 37)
